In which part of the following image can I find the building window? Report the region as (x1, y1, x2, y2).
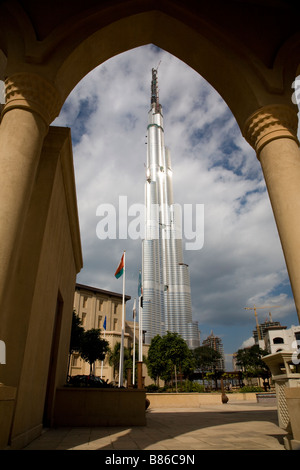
(273, 337, 284, 344)
(82, 296, 88, 308)
(98, 299, 103, 311)
(97, 315, 102, 329)
(114, 318, 118, 330)
(114, 303, 118, 314)
(81, 312, 87, 326)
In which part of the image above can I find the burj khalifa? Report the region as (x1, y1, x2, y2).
(142, 68, 200, 349)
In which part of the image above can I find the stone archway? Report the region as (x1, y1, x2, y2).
(0, 0, 300, 449)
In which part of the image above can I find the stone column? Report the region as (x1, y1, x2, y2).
(243, 104, 300, 322)
(0, 72, 61, 310)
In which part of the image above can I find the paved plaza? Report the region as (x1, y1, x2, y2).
(23, 401, 288, 451)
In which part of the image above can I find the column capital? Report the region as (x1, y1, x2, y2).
(243, 104, 299, 158)
(1, 72, 62, 125)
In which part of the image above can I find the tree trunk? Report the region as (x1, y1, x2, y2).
(174, 365, 178, 393)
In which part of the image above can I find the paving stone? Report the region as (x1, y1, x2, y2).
(23, 402, 287, 451)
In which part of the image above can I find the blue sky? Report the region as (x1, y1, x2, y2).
(51, 44, 299, 369)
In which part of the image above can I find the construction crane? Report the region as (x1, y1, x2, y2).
(244, 305, 280, 340)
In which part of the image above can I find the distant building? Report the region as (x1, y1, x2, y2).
(202, 331, 225, 371)
(71, 283, 152, 385)
(253, 319, 282, 344)
(260, 324, 300, 354)
(71, 283, 132, 382)
(251, 312, 300, 355)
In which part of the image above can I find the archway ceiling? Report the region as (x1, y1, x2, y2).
(4, 0, 299, 70)
(1, 0, 299, 127)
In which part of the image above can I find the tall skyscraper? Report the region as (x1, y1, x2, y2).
(142, 68, 200, 349)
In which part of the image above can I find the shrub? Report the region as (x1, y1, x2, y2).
(183, 380, 205, 393)
(146, 384, 160, 393)
(238, 386, 264, 393)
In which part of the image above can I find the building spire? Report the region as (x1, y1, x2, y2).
(151, 67, 160, 113)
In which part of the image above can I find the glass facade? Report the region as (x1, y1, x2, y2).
(142, 69, 200, 349)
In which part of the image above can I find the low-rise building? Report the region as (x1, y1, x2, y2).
(70, 283, 134, 382)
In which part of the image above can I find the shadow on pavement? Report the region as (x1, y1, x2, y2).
(23, 403, 287, 450)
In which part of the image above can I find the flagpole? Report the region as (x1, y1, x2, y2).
(100, 316, 106, 379)
(118, 251, 125, 387)
(132, 298, 136, 386)
(138, 296, 142, 361)
(138, 270, 143, 362)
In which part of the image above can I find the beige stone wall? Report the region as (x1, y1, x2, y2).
(146, 392, 258, 408)
(73, 286, 125, 333)
(0, 0, 299, 449)
(2, 127, 82, 449)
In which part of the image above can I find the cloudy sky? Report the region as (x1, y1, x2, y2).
(52, 44, 299, 369)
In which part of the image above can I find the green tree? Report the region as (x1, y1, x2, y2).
(161, 332, 194, 390)
(193, 345, 222, 374)
(67, 311, 84, 377)
(193, 345, 222, 388)
(69, 311, 84, 354)
(146, 335, 166, 386)
(107, 342, 133, 382)
(146, 332, 195, 390)
(236, 344, 270, 383)
(79, 328, 109, 375)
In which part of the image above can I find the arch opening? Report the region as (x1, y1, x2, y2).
(53, 45, 299, 362)
(1, 2, 300, 448)
(273, 337, 284, 345)
(53, 10, 267, 130)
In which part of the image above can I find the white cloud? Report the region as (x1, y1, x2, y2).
(240, 337, 255, 349)
(53, 45, 299, 355)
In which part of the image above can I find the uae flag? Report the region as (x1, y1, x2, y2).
(114, 251, 126, 387)
(114, 253, 124, 279)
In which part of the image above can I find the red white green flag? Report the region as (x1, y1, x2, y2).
(114, 253, 124, 279)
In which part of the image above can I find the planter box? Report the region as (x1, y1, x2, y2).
(146, 392, 258, 408)
(54, 388, 146, 426)
(256, 392, 277, 405)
